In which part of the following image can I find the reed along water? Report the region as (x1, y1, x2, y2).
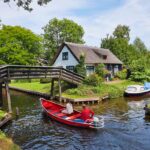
(2, 90, 150, 150)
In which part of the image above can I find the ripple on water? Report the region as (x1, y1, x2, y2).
(2, 92, 150, 150)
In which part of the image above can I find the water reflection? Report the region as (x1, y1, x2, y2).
(2, 90, 150, 150)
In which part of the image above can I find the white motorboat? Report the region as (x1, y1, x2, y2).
(124, 83, 150, 97)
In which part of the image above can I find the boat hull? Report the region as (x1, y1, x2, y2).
(124, 90, 150, 97)
(40, 98, 96, 129)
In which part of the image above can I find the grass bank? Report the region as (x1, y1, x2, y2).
(0, 131, 20, 150)
(0, 110, 6, 120)
(0, 110, 20, 150)
(10, 79, 141, 99)
(63, 80, 141, 99)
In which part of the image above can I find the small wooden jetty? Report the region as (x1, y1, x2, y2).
(0, 113, 12, 128)
(55, 96, 101, 104)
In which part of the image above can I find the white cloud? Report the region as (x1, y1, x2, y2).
(81, 0, 150, 48)
(0, 0, 150, 48)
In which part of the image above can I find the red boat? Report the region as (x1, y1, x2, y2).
(40, 98, 104, 129)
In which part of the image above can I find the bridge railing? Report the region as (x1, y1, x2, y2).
(0, 65, 84, 84)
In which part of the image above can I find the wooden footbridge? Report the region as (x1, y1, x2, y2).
(0, 65, 84, 112)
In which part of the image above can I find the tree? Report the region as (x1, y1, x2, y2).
(2, 0, 51, 11)
(133, 37, 147, 53)
(75, 54, 86, 76)
(43, 18, 85, 63)
(113, 25, 130, 41)
(101, 24, 150, 82)
(0, 25, 42, 65)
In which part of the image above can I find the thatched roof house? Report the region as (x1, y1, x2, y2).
(52, 42, 123, 76)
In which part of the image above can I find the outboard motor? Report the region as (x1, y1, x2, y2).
(93, 116, 104, 128)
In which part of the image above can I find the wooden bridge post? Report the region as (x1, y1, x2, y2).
(58, 69, 62, 102)
(0, 83, 3, 107)
(58, 78, 62, 102)
(50, 78, 54, 97)
(5, 82, 12, 113)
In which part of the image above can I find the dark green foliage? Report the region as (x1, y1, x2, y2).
(75, 54, 86, 76)
(83, 73, 103, 86)
(40, 78, 51, 83)
(101, 24, 150, 82)
(2, 0, 51, 11)
(95, 64, 109, 78)
(42, 18, 84, 64)
(95, 64, 105, 77)
(133, 37, 147, 53)
(0, 25, 42, 65)
(129, 60, 150, 82)
(113, 25, 130, 41)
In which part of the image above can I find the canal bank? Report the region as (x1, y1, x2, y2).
(0, 110, 20, 150)
(9, 79, 141, 103)
(1, 90, 150, 150)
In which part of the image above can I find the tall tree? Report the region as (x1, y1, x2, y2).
(101, 24, 150, 82)
(133, 37, 147, 53)
(43, 18, 85, 64)
(0, 25, 42, 65)
(2, 0, 51, 11)
(113, 25, 130, 41)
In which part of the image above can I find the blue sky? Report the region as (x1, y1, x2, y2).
(0, 0, 150, 49)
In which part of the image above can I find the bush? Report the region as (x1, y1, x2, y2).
(95, 64, 110, 78)
(83, 73, 103, 86)
(130, 70, 150, 82)
(95, 64, 105, 77)
(40, 78, 51, 83)
(116, 69, 127, 79)
(66, 85, 95, 96)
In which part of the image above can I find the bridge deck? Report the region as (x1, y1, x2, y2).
(0, 65, 84, 85)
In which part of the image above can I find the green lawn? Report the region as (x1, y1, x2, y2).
(63, 80, 142, 99)
(10, 81, 51, 93)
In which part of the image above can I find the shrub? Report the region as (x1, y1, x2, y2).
(83, 73, 103, 86)
(116, 69, 127, 79)
(95, 64, 110, 78)
(130, 70, 150, 82)
(40, 78, 51, 83)
(95, 64, 105, 77)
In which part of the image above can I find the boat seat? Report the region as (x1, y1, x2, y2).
(65, 114, 81, 120)
(73, 118, 85, 123)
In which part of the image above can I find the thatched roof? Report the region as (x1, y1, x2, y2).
(52, 42, 123, 65)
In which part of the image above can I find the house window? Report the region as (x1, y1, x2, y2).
(62, 52, 68, 60)
(86, 66, 94, 76)
(66, 66, 74, 72)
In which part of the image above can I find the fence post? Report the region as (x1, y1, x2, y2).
(5, 81, 12, 113)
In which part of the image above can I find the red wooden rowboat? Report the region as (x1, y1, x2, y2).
(40, 98, 104, 129)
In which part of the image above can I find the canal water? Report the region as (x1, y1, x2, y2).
(2, 90, 150, 150)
